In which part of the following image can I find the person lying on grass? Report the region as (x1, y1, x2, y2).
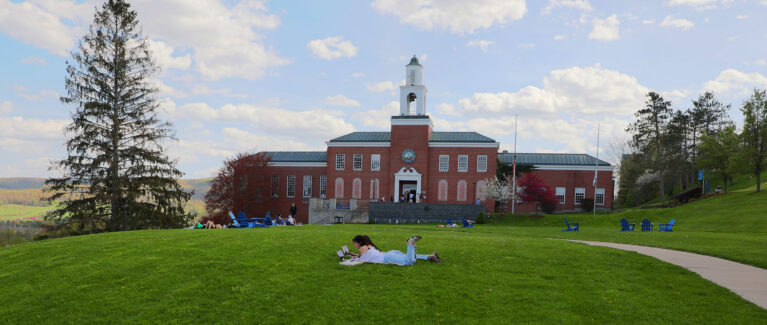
(349, 235, 441, 265)
(192, 220, 222, 229)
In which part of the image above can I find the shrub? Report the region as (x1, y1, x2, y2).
(476, 212, 486, 224)
(580, 198, 594, 212)
(541, 202, 556, 214)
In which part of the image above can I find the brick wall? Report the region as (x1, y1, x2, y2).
(505, 169, 614, 213)
(369, 202, 486, 223)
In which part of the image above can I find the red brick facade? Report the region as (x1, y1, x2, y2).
(508, 169, 614, 214)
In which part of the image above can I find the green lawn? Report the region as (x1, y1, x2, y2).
(1, 226, 765, 323)
(0, 204, 51, 221)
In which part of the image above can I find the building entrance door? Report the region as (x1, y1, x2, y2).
(401, 181, 417, 202)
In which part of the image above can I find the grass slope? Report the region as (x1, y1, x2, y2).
(493, 189, 767, 268)
(1, 226, 765, 323)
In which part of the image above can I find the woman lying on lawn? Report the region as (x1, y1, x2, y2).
(349, 235, 441, 265)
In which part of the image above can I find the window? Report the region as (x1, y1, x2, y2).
(457, 180, 467, 201)
(371, 154, 380, 171)
(335, 154, 345, 170)
(352, 178, 362, 199)
(370, 178, 379, 199)
(303, 175, 312, 198)
(334, 178, 344, 198)
(439, 155, 449, 172)
(287, 175, 296, 198)
(353, 154, 362, 171)
(438, 180, 448, 201)
(555, 187, 566, 204)
(458, 155, 468, 172)
(476, 180, 487, 201)
(270, 176, 279, 198)
(477, 155, 488, 172)
(320, 175, 327, 198)
(575, 187, 585, 205)
(595, 188, 605, 206)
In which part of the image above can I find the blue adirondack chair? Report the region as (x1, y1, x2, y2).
(659, 219, 676, 232)
(461, 218, 474, 228)
(236, 212, 257, 228)
(228, 211, 250, 228)
(620, 218, 635, 231)
(563, 218, 579, 231)
(641, 218, 653, 232)
(263, 215, 274, 227)
(446, 218, 457, 227)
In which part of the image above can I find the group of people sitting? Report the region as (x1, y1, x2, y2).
(191, 211, 297, 229)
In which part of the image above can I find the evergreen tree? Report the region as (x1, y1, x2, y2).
(688, 92, 730, 184)
(46, 0, 191, 231)
(627, 92, 673, 204)
(697, 124, 738, 193)
(734, 89, 767, 192)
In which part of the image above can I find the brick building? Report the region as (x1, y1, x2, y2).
(250, 56, 613, 223)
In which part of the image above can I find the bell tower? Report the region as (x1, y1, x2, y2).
(399, 55, 427, 116)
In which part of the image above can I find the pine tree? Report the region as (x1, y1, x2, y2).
(627, 92, 673, 204)
(46, 0, 191, 231)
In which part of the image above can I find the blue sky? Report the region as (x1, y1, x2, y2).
(1, 0, 766, 178)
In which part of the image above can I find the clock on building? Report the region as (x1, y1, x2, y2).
(401, 149, 416, 164)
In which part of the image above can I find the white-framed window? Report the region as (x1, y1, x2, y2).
(370, 178, 379, 199)
(334, 178, 344, 198)
(319, 175, 327, 198)
(439, 155, 449, 172)
(477, 155, 487, 172)
(371, 154, 380, 171)
(457, 180, 467, 201)
(353, 154, 363, 171)
(287, 175, 296, 198)
(555, 187, 566, 204)
(303, 175, 312, 198)
(575, 187, 585, 205)
(335, 154, 345, 170)
(595, 188, 605, 205)
(352, 178, 362, 199)
(438, 179, 448, 201)
(458, 155, 468, 172)
(270, 176, 279, 198)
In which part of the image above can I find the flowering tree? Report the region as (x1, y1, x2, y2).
(481, 176, 513, 204)
(204, 152, 272, 224)
(518, 172, 556, 216)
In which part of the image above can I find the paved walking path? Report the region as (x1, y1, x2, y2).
(566, 240, 767, 310)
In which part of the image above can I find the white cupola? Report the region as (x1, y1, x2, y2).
(399, 55, 427, 116)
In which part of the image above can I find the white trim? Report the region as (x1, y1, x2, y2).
(429, 142, 500, 148)
(391, 117, 433, 128)
(393, 167, 422, 203)
(326, 142, 390, 147)
(269, 162, 327, 167)
(533, 165, 613, 171)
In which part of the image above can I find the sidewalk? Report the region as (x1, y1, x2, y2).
(566, 240, 767, 310)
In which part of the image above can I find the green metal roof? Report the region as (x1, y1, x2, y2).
(407, 55, 421, 66)
(498, 153, 611, 166)
(329, 132, 391, 142)
(429, 132, 496, 143)
(263, 151, 327, 162)
(328, 131, 496, 143)
(391, 115, 431, 119)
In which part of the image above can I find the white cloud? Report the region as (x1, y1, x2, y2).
(745, 59, 766, 66)
(352, 101, 399, 129)
(736, 14, 749, 20)
(452, 64, 647, 117)
(352, 72, 365, 78)
(642, 19, 655, 24)
(660, 15, 694, 30)
(156, 81, 189, 99)
(13, 85, 59, 102)
(0, 101, 11, 115)
(221, 127, 322, 152)
(0, 0, 92, 56)
(517, 43, 535, 49)
(435, 103, 461, 116)
(371, 0, 527, 34)
(366, 81, 398, 92)
(554, 34, 566, 40)
(0, 116, 68, 139)
(168, 102, 355, 140)
(466, 40, 494, 52)
(325, 94, 361, 107)
(307, 36, 359, 60)
(666, 0, 731, 10)
(148, 40, 192, 72)
(542, 0, 593, 14)
(589, 15, 620, 41)
(702, 69, 767, 96)
(20, 56, 48, 66)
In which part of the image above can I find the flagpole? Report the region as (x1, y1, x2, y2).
(593, 122, 599, 215)
(512, 114, 517, 215)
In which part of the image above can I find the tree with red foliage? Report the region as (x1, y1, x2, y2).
(518, 172, 556, 216)
(204, 152, 272, 225)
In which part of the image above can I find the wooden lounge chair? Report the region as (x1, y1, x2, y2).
(620, 218, 635, 231)
(659, 219, 675, 232)
(563, 218, 579, 231)
(641, 218, 653, 232)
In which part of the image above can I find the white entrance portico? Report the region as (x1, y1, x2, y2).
(393, 167, 422, 203)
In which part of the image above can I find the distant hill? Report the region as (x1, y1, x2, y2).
(0, 177, 211, 200)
